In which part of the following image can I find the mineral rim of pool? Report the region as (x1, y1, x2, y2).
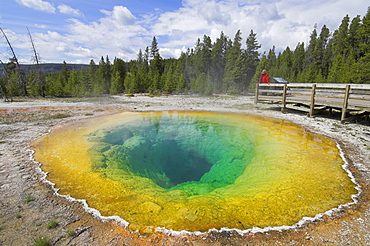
(31, 111, 357, 233)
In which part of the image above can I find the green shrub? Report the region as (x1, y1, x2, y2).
(66, 229, 75, 237)
(46, 220, 58, 229)
(49, 113, 71, 119)
(33, 237, 51, 246)
(228, 89, 240, 95)
(24, 196, 35, 203)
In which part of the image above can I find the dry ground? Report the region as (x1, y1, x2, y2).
(0, 94, 369, 245)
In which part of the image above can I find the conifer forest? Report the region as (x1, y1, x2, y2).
(1, 7, 369, 98)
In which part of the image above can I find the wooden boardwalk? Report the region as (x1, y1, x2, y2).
(255, 83, 370, 123)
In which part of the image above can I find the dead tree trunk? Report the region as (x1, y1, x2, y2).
(0, 60, 13, 102)
(27, 27, 45, 97)
(0, 27, 28, 96)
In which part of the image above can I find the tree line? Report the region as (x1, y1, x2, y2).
(1, 7, 369, 99)
(256, 7, 370, 85)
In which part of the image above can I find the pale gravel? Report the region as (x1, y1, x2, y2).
(0, 94, 369, 245)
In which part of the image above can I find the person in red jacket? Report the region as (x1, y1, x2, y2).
(258, 70, 269, 83)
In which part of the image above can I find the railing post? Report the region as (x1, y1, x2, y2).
(281, 84, 287, 112)
(254, 83, 259, 104)
(341, 84, 350, 122)
(309, 84, 316, 117)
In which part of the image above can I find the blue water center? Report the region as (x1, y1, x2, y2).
(88, 113, 255, 195)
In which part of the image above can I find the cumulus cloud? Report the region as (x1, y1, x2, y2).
(53, 5, 148, 62)
(15, 0, 55, 13)
(151, 0, 270, 51)
(58, 4, 82, 17)
(8, 0, 368, 63)
(65, 46, 93, 58)
(100, 6, 136, 25)
(151, 0, 367, 57)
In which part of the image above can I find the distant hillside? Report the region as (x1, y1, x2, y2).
(0, 63, 90, 75)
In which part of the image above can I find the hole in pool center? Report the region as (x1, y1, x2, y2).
(92, 116, 254, 194)
(125, 138, 213, 189)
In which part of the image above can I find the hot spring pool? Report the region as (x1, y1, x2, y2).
(31, 111, 357, 233)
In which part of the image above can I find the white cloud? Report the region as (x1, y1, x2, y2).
(150, 0, 368, 57)
(100, 6, 136, 25)
(65, 46, 93, 58)
(15, 0, 55, 13)
(58, 4, 82, 17)
(160, 46, 188, 59)
(28, 5, 148, 62)
(34, 24, 47, 29)
(8, 0, 368, 63)
(151, 0, 269, 52)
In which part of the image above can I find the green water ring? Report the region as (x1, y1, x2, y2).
(88, 113, 255, 195)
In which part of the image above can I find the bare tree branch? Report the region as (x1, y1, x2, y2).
(0, 27, 28, 96)
(27, 27, 45, 97)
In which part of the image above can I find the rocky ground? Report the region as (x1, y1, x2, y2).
(0, 94, 369, 245)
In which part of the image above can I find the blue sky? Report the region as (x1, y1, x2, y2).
(0, 0, 368, 64)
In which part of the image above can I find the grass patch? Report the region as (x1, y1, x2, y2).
(33, 237, 51, 246)
(46, 220, 58, 229)
(15, 213, 22, 219)
(332, 123, 342, 128)
(24, 196, 35, 204)
(47, 113, 72, 120)
(126, 94, 135, 97)
(0, 141, 6, 144)
(66, 229, 75, 237)
(228, 90, 241, 95)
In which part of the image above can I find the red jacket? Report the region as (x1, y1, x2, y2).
(259, 74, 269, 83)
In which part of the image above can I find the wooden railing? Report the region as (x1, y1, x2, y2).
(255, 83, 370, 123)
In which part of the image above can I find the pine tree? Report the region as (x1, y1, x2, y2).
(149, 37, 163, 90)
(313, 25, 331, 79)
(150, 37, 159, 58)
(84, 59, 96, 95)
(356, 7, 370, 83)
(348, 15, 362, 59)
(67, 70, 81, 95)
(244, 29, 261, 88)
(291, 43, 305, 80)
(124, 64, 137, 93)
(275, 47, 293, 79)
(27, 69, 40, 96)
(211, 31, 229, 93)
(359, 7, 370, 56)
(110, 71, 122, 94)
(332, 15, 350, 56)
(110, 58, 126, 94)
(223, 30, 242, 93)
